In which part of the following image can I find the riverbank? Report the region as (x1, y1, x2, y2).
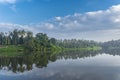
(0, 45, 102, 56)
(63, 46, 102, 51)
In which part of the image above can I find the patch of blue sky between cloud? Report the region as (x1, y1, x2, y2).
(0, 0, 32, 13)
(1, 4, 120, 41)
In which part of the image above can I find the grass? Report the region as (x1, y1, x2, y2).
(0, 45, 24, 52)
(0, 45, 24, 56)
(51, 44, 63, 51)
(63, 46, 102, 51)
(0, 45, 102, 56)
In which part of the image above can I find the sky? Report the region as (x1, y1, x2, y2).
(1, 0, 120, 42)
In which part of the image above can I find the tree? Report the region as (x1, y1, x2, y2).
(12, 29, 19, 45)
(49, 38, 57, 45)
(35, 33, 49, 46)
(24, 31, 35, 51)
(18, 30, 26, 44)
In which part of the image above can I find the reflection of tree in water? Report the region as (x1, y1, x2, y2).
(0, 56, 32, 73)
(103, 49, 120, 56)
(56, 50, 101, 60)
(1, 50, 120, 73)
(0, 52, 57, 73)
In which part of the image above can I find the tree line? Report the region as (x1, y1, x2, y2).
(0, 29, 52, 51)
(55, 39, 99, 48)
(101, 39, 120, 50)
(0, 29, 100, 51)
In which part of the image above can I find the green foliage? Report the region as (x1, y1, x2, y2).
(101, 39, 120, 50)
(63, 46, 102, 51)
(0, 29, 101, 56)
(0, 45, 24, 52)
(56, 39, 100, 48)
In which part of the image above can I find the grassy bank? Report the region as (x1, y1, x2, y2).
(0, 45, 24, 56)
(0, 45, 102, 56)
(0, 45, 24, 52)
(63, 46, 102, 51)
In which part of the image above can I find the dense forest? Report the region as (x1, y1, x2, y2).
(0, 29, 53, 51)
(0, 29, 100, 52)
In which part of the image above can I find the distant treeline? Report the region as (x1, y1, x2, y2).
(56, 39, 99, 48)
(101, 39, 120, 50)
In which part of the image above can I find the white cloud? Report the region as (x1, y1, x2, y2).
(0, 23, 37, 33)
(0, 0, 32, 4)
(55, 17, 62, 21)
(0, 0, 17, 4)
(0, 0, 32, 12)
(1, 4, 120, 42)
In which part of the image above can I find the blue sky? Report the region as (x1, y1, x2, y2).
(1, 0, 120, 24)
(1, 0, 120, 41)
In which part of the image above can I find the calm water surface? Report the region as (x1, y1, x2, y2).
(0, 50, 120, 80)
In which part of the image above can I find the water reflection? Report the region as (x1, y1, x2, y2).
(103, 49, 120, 56)
(0, 50, 120, 80)
(0, 50, 101, 73)
(57, 50, 101, 59)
